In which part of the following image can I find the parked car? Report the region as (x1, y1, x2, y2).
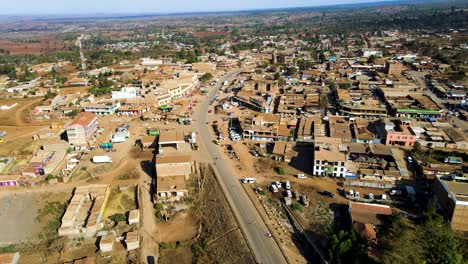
(297, 173, 306, 179)
(322, 191, 334, 198)
(407, 156, 413, 163)
(270, 184, 278, 193)
(368, 193, 374, 200)
(381, 194, 387, 200)
(285, 180, 291, 190)
(285, 190, 293, 198)
(275, 181, 282, 189)
(241, 178, 255, 184)
(250, 150, 259, 157)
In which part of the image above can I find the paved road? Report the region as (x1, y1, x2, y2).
(411, 71, 467, 130)
(196, 69, 288, 264)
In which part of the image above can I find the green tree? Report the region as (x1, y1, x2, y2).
(367, 55, 377, 64)
(328, 228, 371, 264)
(109, 213, 126, 222)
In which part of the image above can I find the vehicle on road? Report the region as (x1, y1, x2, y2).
(92, 156, 112, 163)
(111, 134, 126, 143)
(147, 256, 155, 264)
(297, 173, 306, 179)
(212, 139, 220, 145)
(241, 178, 255, 184)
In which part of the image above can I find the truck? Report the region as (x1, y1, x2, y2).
(111, 134, 126, 143)
(444, 156, 462, 164)
(101, 142, 113, 149)
(148, 130, 160, 136)
(92, 156, 112, 163)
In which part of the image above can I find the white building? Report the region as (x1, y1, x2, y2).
(313, 147, 347, 177)
(111, 87, 138, 99)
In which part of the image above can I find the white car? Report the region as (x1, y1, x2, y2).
(275, 181, 282, 189)
(270, 184, 278, 193)
(297, 174, 306, 179)
(241, 178, 255, 184)
(407, 156, 413, 163)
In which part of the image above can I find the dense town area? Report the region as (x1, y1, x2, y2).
(0, 1, 467, 263)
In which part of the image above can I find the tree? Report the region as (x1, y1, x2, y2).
(418, 203, 464, 264)
(328, 228, 371, 264)
(319, 51, 326, 63)
(200, 73, 213, 84)
(367, 55, 377, 64)
(109, 213, 126, 222)
(319, 92, 329, 113)
(275, 167, 285, 175)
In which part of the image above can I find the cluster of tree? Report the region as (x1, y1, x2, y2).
(0, 50, 80, 66)
(18, 65, 37, 82)
(86, 49, 135, 68)
(200, 73, 213, 83)
(0, 64, 16, 80)
(89, 74, 114, 96)
(231, 41, 261, 53)
(379, 203, 465, 264)
(174, 50, 198, 63)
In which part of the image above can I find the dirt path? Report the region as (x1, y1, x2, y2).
(136, 158, 159, 263)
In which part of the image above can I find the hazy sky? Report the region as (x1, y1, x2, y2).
(0, 0, 388, 15)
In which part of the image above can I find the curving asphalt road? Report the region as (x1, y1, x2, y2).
(196, 69, 288, 264)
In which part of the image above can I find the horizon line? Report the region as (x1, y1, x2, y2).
(0, 0, 419, 18)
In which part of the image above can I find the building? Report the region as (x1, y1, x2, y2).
(0, 175, 20, 187)
(128, 210, 140, 225)
(434, 178, 468, 231)
(313, 145, 347, 177)
(125, 231, 140, 251)
(158, 131, 186, 150)
(156, 174, 188, 201)
(349, 202, 392, 241)
(155, 154, 193, 179)
(385, 120, 417, 147)
(386, 60, 403, 76)
(59, 185, 111, 236)
(84, 102, 120, 115)
(111, 87, 137, 99)
(336, 89, 387, 118)
(99, 234, 114, 252)
(66, 112, 98, 147)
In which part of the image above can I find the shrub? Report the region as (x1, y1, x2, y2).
(275, 167, 285, 175)
(292, 203, 303, 212)
(160, 242, 171, 249)
(154, 203, 164, 211)
(109, 213, 126, 222)
(176, 241, 184, 248)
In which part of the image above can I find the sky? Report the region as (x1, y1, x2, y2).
(0, 0, 389, 15)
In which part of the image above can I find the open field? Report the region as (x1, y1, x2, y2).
(102, 186, 137, 220)
(0, 191, 70, 246)
(0, 37, 70, 55)
(158, 164, 254, 264)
